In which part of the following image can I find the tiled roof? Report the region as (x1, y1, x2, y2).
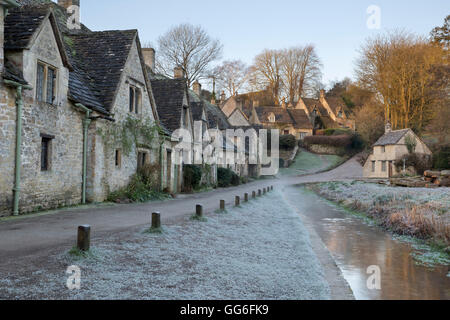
(3, 61, 28, 85)
(256, 106, 294, 124)
(4, 5, 49, 50)
(287, 109, 313, 129)
(326, 96, 349, 117)
(150, 78, 187, 133)
(190, 102, 204, 122)
(67, 30, 137, 111)
(6, 1, 137, 115)
(374, 129, 410, 146)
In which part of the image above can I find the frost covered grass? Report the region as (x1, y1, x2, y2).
(311, 181, 450, 264)
(0, 191, 330, 300)
(279, 150, 343, 176)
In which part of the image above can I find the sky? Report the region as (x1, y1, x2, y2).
(72, 0, 448, 88)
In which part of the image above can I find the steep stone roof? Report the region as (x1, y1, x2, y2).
(150, 78, 187, 133)
(3, 5, 49, 49)
(326, 96, 350, 117)
(3, 60, 28, 85)
(5, 1, 142, 115)
(287, 109, 313, 129)
(256, 107, 294, 124)
(374, 129, 410, 146)
(67, 30, 137, 111)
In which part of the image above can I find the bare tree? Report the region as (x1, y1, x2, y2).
(252, 49, 283, 104)
(213, 60, 250, 97)
(156, 23, 223, 87)
(281, 45, 322, 104)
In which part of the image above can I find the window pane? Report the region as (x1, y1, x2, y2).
(36, 64, 45, 102)
(46, 68, 55, 104)
(135, 89, 140, 114)
(129, 87, 134, 113)
(41, 138, 50, 171)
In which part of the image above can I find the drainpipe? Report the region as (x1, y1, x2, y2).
(74, 103, 91, 204)
(4, 79, 32, 216)
(159, 136, 166, 192)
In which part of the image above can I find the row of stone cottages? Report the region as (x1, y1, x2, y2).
(0, 0, 260, 217)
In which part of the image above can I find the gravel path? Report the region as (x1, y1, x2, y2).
(0, 191, 330, 300)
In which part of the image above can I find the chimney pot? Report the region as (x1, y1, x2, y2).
(385, 121, 392, 133)
(193, 81, 201, 97)
(142, 48, 155, 72)
(174, 66, 184, 79)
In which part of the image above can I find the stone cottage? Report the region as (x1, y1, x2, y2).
(0, 0, 160, 216)
(363, 123, 432, 178)
(220, 95, 313, 140)
(147, 65, 194, 193)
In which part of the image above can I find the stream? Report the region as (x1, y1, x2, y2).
(284, 186, 450, 300)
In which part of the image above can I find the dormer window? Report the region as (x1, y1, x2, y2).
(129, 85, 141, 114)
(268, 113, 276, 123)
(36, 61, 57, 104)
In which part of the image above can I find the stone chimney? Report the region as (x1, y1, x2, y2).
(220, 91, 226, 103)
(58, 0, 81, 30)
(385, 121, 392, 133)
(193, 81, 201, 96)
(174, 66, 184, 79)
(142, 48, 155, 72)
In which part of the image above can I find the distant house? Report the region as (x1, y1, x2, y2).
(363, 123, 432, 178)
(221, 96, 313, 140)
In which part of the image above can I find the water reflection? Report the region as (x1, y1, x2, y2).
(285, 187, 450, 300)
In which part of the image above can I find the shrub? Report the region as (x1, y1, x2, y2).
(279, 134, 296, 149)
(231, 172, 241, 186)
(217, 168, 235, 187)
(137, 163, 160, 190)
(304, 133, 364, 152)
(107, 174, 169, 203)
(394, 153, 432, 175)
(323, 128, 354, 136)
(182, 165, 202, 192)
(304, 135, 353, 148)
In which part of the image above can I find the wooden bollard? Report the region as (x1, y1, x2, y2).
(235, 196, 240, 206)
(196, 204, 203, 218)
(271, 186, 273, 191)
(77, 225, 91, 252)
(244, 193, 249, 202)
(263, 188, 266, 194)
(152, 212, 161, 229)
(220, 200, 225, 211)
(252, 191, 256, 199)
(258, 189, 262, 197)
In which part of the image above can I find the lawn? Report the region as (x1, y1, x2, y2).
(279, 150, 343, 176)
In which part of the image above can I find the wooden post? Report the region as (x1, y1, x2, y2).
(220, 200, 225, 211)
(196, 204, 203, 218)
(252, 191, 256, 199)
(152, 212, 161, 229)
(244, 193, 249, 202)
(258, 189, 262, 197)
(235, 196, 240, 206)
(77, 225, 91, 252)
(271, 186, 273, 191)
(263, 188, 266, 194)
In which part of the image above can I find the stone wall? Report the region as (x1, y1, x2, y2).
(0, 19, 84, 216)
(88, 39, 159, 202)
